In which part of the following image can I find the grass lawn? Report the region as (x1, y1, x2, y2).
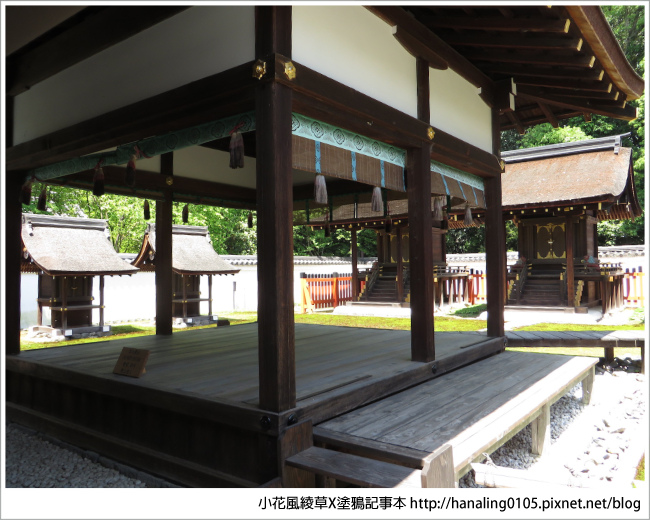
(19, 310, 644, 358)
(19, 312, 257, 351)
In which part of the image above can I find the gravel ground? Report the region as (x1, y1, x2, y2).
(5, 424, 177, 488)
(5, 360, 645, 489)
(460, 361, 646, 488)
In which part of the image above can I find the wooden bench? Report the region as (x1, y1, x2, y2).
(506, 330, 645, 370)
(286, 445, 454, 488)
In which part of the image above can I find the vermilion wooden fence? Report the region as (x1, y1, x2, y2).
(467, 271, 487, 305)
(623, 267, 644, 307)
(300, 273, 354, 313)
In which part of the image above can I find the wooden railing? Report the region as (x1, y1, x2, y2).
(364, 265, 381, 301)
(467, 270, 487, 304)
(299, 273, 353, 313)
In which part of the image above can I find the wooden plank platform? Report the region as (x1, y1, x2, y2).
(315, 351, 597, 481)
(6, 323, 503, 487)
(504, 330, 645, 368)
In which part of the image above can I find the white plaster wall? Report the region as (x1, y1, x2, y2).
(19, 262, 359, 327)
(13, 6, 255, 145)
(429, 67, 493, 153)
(293, 6, 417, 119)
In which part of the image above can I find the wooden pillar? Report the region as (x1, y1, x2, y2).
(6, 173, 22, 354)
(408, 146, 435, 362)
(99, 275, 105, 326)
(396, 227, 404, 302)
(156, 152, 174, 335)
(208, 275, 213, 316)
(351, 228, 359, 300)
(182, 274, 188, 318)
(255, 5, 295, 412)
(485, 109, 505, 338)
(565, 217, 575, 307)
(60, 277, 68, 329)
(531, 403, 551, 455)
(408, 56, 434, 362)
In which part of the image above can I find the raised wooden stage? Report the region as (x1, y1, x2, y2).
(6, 323, 595, 487)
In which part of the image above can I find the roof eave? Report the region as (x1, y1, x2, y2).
(566, 6, 645, 100)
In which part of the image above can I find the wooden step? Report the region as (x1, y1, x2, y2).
(285, 446, 454, 488)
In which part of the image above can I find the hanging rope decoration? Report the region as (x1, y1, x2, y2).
(37, 186, 48, 211)
(464, 204, 474, 227)
(229, 122, 245, 169)
(433, 196, 444, 221)
(247, 211, 253, 229)
(93, 159, 105, 197)
(21, 178, 34, 205)
(124, 145, 150, 188)
(143, 200, 151, 220)
(371, 186, 382, 212)
(314, 174, 327, 204)
(182, 204, 189, 224)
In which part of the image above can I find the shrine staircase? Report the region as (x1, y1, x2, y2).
(361, 264, 410, 303)
(511, 264, 566, 307)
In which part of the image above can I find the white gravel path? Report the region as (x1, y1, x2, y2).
(5, 423, 177, 488)
(460, 364, 646, 488)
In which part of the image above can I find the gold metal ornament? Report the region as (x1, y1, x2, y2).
(427, 127, 435, 140)
(166, 176, 174, 186)
(284, 61, 296, 80)
(500, 159, 506, 171)
(252, 59, 267, 80)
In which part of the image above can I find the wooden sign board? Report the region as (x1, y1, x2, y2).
(113, 347, 150, 378)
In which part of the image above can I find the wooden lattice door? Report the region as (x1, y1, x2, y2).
(535, 223, 566, 259)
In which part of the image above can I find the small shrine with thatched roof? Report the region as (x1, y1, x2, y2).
(132, 224, 239, 326)
(21, 213, 139, 338)
(500, 134, 642, 312)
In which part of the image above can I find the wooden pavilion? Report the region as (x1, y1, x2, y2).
(132, 224, 239, 325)
(20, 213, 139, 338)
(500, 134, 642, 311)
(5, 5, 643, 488)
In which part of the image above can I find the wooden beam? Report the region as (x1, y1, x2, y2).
(531, 403, 551, 456)
(6, 7, 190, 97)
(49, 166, 257, 208)
(155, 153, 174, 336)
(514, 76, 611, 92)
(392, 26, 448, 70)
(6, 174, 23, 355)
(367, 6, 496, 106)
(538, 102, 559, 128)
(286, 58, 432, 148)
(505, 111, 526, 135)
(517, 88, 638, 120)
(255, 6, 295, 413)
(442, 34, 584, 51)
(6, 61, 255, 173)
(483, 63, 605, 81)
(463, 49, 596, 68)
(407, 145, 435, 362)
(425, 16, 571, 33)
